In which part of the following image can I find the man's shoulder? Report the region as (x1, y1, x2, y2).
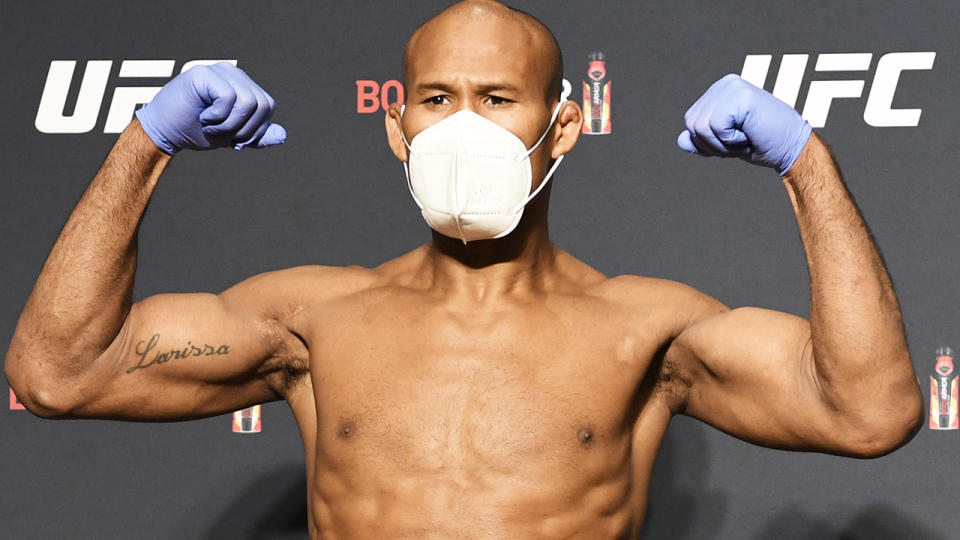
(229, 264, 381, 300)
(593, 274, 711, 302)
(550, 250, 723, 314)
(590, 274, 728, 326)
(228, 246, 431, 306)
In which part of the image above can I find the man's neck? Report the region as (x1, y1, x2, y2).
(415, 197, 558, 303)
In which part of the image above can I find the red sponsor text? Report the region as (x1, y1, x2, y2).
(356, 80, 405, 113)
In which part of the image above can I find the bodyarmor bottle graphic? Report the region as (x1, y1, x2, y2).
(233, 405, 262, 433)
(582, 52, 611, 134)
(929, 347, 959, 430)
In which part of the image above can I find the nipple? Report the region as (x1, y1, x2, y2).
(578, 427, 594, 445)
(337, 421, 356, 439)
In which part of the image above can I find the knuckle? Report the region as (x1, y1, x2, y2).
(188, 64, 212, 80)
(737, 88, 753, 102)
(218, 62, 241, 76)
(235, 96, 259, 114)
(708, 115, 725, 131)
(221, 86, 238, 103)
(234, 92, 254, 106)
(695, 116, 712, 132)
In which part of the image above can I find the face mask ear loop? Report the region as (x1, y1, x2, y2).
(403, 162, 426, 209)
(400, 105, 427, 209)
(515, 154, 565, 212)
(522, 101, 565, 159)
(512, 101, 566, 211)
(399, 104, 414, 152)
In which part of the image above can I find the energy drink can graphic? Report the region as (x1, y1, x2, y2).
(582, 52, 611, 135)
(9, 387, 25, 410)
(233, 405, 262, 433)
(929, 347, 958, 430)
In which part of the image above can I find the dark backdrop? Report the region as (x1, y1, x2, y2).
(2, 1, 957, 538)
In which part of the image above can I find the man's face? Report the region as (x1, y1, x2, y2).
(397, 14, 559, 182)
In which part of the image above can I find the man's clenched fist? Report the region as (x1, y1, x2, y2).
(135, 62, 286, 155)
(677, 74, 812, 176)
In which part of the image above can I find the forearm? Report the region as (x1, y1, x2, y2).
(6, 119, 170, 388)
(783, 134, 920, 423)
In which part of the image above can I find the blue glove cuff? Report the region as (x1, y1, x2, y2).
(135, 106, 178, 156)
(777, 121, 813, 176)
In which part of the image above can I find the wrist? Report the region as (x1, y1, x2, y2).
(776, 121, 813, 176)
(781, 132, 828, 187)
(134, 106, 178, 156)
(111, 118, 172, 189)
(128, 118, 173, 162)
(780, 127, 820, 180)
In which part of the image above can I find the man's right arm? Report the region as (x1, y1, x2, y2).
(5, 63, 296, 420)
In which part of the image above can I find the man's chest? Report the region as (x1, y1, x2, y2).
(297, 290, 668, 473)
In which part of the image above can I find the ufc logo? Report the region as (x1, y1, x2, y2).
(740, 52, 936, 127)
(35, 59, 237, 134)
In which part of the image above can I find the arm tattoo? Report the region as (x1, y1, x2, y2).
(126, 333, 230, 374)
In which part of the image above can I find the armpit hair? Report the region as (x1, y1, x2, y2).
(258, 318, 311, 397)
(648, 339, 694, 414)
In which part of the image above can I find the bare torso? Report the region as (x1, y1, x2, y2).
(274, 245, 689, 539)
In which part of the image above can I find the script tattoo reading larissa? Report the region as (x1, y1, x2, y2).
(126, 334, 230, 374)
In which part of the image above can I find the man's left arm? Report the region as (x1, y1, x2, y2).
(669, 75, 923, 457)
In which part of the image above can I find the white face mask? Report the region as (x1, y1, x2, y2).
(401, 102, 565, 243)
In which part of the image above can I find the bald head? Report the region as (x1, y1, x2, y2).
(403, 0, 563, 104)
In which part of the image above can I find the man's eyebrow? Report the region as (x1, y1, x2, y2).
(475, 82, 520, 94)
(415, 81, 521, 94)
(417, 81, 455, 93)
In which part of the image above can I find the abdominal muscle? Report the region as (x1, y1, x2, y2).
(309, 419, 640, 539)
(286, 345, 672, 540)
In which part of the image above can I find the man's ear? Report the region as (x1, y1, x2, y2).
(385, 103, 409, 162)
(550, 101, 583, 159)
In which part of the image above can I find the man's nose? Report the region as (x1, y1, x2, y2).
(454, 101, 477, 114)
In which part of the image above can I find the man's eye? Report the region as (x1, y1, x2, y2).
(488, 95, 509, 106)
(426, 96, 447, 106)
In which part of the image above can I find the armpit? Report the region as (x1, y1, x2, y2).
(261, 352, 310, 398)
(259, 321, 311, 398)
(652, 344, 694, 414)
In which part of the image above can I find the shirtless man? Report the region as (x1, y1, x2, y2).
(5, 1, 922, 538)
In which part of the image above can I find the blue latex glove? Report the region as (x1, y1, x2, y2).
(135, 62, 286, 155)
(677, 74, 812, 176)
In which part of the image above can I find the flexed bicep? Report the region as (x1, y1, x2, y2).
(35, 274, 308, 422)
(672, 307, 892, 456)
